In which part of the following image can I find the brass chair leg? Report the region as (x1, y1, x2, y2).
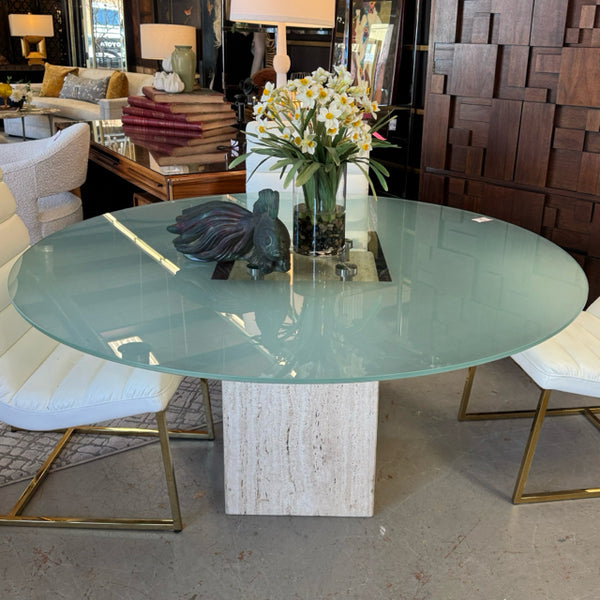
(0, 410, 184, 530)
(459, 366, 540, 421)
(156, 410, 183, 531)
(512, 390, 600, 503)
(512, 389, 551, 503)
(460, 367, 600, 503)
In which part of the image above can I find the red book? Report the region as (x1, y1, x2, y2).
(121, 114, 204, 132)
(127, 95, 173, 113)
(127, 94, 234, 115)
(123, 105, 189, 122)
(187, 126, 239, 143)
(122, 125, 202, 144)
(123, 104, 234, 124)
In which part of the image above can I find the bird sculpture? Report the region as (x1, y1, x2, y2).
(167, 189, 291, 275)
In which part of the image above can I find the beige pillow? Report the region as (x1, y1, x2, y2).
(106, 71, 128, 99)
(41, 64, 79, 97)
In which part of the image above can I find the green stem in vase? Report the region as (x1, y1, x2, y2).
(301, 164, 345, 218)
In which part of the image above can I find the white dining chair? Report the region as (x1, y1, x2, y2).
(0, 172, 213, 530)
(459, 301, 600, 504)
(0, 123, 89, 245)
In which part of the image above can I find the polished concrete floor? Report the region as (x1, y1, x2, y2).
(1, 358, 599, 600)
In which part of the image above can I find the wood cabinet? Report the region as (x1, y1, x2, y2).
(420, 0, 600, 302)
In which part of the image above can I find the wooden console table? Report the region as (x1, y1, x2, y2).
(82, 120, 246, 216)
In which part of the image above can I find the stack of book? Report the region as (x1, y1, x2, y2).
(122, 86, 238, 166)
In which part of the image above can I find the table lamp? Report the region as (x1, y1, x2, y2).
(8, 13, 54, 66)
(228, 0, 335, 87)
(140, 23, 197, 69)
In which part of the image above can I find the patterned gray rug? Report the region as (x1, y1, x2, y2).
(0, 378, 222, 487)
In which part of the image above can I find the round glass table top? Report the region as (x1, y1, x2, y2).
(9, 194, 588, 383)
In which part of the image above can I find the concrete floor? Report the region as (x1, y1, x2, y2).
(1, 358, 599, 600)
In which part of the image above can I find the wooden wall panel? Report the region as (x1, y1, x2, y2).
(514, 102, 555, 186)
(557, 48, 600, 106)
(421, 93, 451, 169)
(447, 44, 497, 97)
(531, 0, 569, 46)
(420, 0, 600, 303)
(484, 99, 522, 179)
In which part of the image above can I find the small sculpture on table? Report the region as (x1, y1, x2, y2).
(167, 189, 291, 275)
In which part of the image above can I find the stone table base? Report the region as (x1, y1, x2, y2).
(222, 381, 379, 517)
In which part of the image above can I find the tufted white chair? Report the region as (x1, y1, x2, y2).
(0, 123, 89, 245)
(459, 301, 600, 504)
(0, 175, 212, 530)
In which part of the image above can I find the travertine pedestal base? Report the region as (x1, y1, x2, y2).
(222, 381, 379, 517)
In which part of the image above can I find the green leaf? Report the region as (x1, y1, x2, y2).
(283, 160, 305, 188)
(228, 152, 252, 169)
(325, 146, 342, 166)
(295, 162, 322, 186)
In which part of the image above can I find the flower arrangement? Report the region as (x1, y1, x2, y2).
(231, 65, 393, 211)
(9, 82, 33, 108)
(229, 65, 395, 255)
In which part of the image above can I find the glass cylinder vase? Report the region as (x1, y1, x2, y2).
(293, 164, 347, 256)
(171, 45, 196, 93)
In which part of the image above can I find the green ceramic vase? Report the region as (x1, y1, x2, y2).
(171, 45, 196, 92)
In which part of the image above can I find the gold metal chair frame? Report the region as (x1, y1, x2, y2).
(0, 378, 214, 531)
(459, 366, 600, 504)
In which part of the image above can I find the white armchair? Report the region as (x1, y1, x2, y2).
(0, 123, 89, 244)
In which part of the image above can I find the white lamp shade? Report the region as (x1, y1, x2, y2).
(8, 14, 54, 37)
(228, 0, 335, 28)
(140, 23, 197, 60)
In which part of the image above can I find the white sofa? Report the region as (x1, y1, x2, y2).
(3, 67, 153, 139)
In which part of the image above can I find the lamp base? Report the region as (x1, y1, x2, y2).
(26, 56, 45, 66)
(21, 37, 47, 67)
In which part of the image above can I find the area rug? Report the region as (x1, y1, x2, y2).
(0, 377, 222, 487)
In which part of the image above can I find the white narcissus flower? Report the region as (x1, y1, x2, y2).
(253, 102, 267, 118)
(317, 105, 342, 130)
(261, 81, 275, 100)
(301, 134, 316, 154)
(359, 134, 373, 152)
(256, 120, 269, 137)
(295, 85, 318, 108)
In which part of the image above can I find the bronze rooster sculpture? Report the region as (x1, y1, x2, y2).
(167, 189, 291, 274)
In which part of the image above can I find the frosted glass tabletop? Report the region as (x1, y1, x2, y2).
(9, 194, 588, 383)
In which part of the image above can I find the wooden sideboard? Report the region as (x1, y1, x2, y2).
(81, 121, 246, 218)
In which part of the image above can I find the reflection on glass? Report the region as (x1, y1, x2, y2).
(82, 0, 127, 70)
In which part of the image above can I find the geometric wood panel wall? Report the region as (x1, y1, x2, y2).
(420, 0, 600, 302)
